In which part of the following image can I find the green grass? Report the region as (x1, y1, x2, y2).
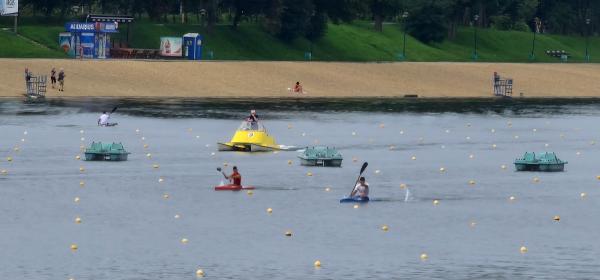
(2, 18, 600, 62)
(0, 29, 65, 58)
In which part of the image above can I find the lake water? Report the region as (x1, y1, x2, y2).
(1, 98, 600, 279)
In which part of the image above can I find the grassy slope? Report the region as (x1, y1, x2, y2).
(0, 30, 65, 58)
(2, 19, 600, 62)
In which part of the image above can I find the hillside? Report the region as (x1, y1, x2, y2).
(1, 19, 599, 62)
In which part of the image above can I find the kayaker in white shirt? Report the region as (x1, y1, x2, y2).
(351, 177, 369, 198)
(98, 111, 110, 126)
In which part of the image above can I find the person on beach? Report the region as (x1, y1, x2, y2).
(25, 68, 32, 92)
(292, 81, 303, 93)
(50, 68, 56, 89)
(350, 177, 369, 198)
(58, 68, 65, 91)
(226, 166, 242, 186)
(98, 111, 110, 126)
(246, 109, 259, 129)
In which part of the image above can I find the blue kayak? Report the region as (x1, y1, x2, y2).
(340, 196, 370, 203)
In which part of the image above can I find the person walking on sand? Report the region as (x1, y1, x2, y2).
(25, 68, 32, 92)
(50, 68, 57, 89)
(58, 68, 65, 91)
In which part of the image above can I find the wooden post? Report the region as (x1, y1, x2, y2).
(14, 14, 18, 34)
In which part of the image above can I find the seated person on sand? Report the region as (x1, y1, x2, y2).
(293, 82, 303, 93)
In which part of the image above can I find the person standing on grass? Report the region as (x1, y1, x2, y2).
(58, 68, 65, 92)
(50, 68, 57, 89)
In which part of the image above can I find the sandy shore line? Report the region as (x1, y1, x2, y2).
(1, 59, 600, 98)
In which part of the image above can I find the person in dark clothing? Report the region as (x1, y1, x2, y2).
(50, 68, 56, 89)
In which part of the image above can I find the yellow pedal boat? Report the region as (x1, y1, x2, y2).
(218, 121, 281, 152)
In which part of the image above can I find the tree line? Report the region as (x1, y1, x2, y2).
(21, 0, 599, 43)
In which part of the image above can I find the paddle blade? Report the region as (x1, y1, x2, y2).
(216, 167, 222, 172)
(110, 107, 118, 113)
(359, 162, 368, 175)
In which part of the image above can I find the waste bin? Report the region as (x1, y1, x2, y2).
(183, 33, 202, 60)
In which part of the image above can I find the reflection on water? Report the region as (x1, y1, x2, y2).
(3, 97, 600, 118)
(1, 98, 600, 279)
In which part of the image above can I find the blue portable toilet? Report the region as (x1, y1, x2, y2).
(183, 33, 202, 60)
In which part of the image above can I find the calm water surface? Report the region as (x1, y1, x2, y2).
(1, 98, 600, 279)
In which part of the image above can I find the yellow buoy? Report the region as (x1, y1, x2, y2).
(544, 143, 549, 147)
(196, 135, 200, 139)
(287, 124, 293, 129)
(307, 172, 313, 177)
(375, 170, 381, 174)
(469, 154, 474, 159)
(591, 140, 596, 145)
(399, 183, 407, 189)
(285, 230, 293, 237)
(79, 167, 85, 172)
(146, 153, 152, 158)
(509, 196, 516, 201)
(411, 156, 417, 160)
(420, 253, 428, 261)
(514, 135, 519, 139)
(80, 130, 84, 134)
(352, 131, 357, 136)
(247, 190, 254, 196)
(532, 128, 537, 132)
(469, 221, 477, 227)
(141, 137, 145, 141)
(70, 244, 78, 251)
(389, 145, 395, 150)
(466, 136, 471, 140)
(75, 217, 82, 224)
(21, 138, 25, 142)
(6, 157, 12, 162)
(287, 160, 292, 165)
(74, 197, 80, 203)
(80, 137, 85, 141)
(314, 260, 321, 268)
(210, 152, 216, 156)
(1, 169, 7, 175)
(153, 164, 159, 169)
(135, 129, 140, 133)
(195, 269, 205, 277)
(353, 204, 359, 209)
(596, 175, 600, 180)
(325, 187, 331, 192)
(379, 123, 385, 128)
(468, 180, 476, 185)
(491, 129, 496, 133)
(501, 165, 507, 170)
(381, 225, 389, 231)
(433, 199, 439, 205)
(79, 145, 84, 149)
(301, 132, 306, 137)
(75, 155, 81, 160)
(533, 177, 540, 183)
(181, 238, 189, 244)
(158, 177, 164, 183)
(267, 208, 273, 214)
(576, 151, 581, 156)
(174, 214, 181, 219)
(553, 215, 560, 221)
(14, 147, 20, 152)
(223, 162, 228, 167)
(163, 193, 170, 199)
(492, 144, 497, 149)
(520, 246, 528, 254)
(187, 128, 193, 132)
(400, 130, 404, 134)
(79, 181, 85, 187)
(445, 129, 450, 133)
(439, 167, 445, 172)
(143, 144, 149, 149)
(580, 192, 587, 198)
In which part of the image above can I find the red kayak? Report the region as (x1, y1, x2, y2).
(214, 184, 255, 191)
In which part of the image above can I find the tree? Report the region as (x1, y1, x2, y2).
(406, 1, 448, 43)
(277, 0, 313, 41)
(369, 0, 401, 32)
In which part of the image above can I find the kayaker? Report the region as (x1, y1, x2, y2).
(226, 166, 242, 186)
(98, 111, 110, 126)
(350, 177, 369, 198)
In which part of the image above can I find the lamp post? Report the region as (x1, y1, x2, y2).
(472, 14, 479, 60)
(399, 11, 409, 60)
(529, 17, 540, 60)
(586, 18, 591, 62)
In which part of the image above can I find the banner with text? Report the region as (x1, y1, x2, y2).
(0, 0, 18, 15)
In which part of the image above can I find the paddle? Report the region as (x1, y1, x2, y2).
(349, 162, 368, 197)
(216, 167, 228, 179)
(110, 106, 118, 114)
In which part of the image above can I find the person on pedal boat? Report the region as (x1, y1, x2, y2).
(245, 110, 259, 130)
(226, 166, 242, 186)
(98, 111, 111, 126)
(350, 177, 369, 198)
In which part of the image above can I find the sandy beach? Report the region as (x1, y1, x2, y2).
(1, 58, 599, 98)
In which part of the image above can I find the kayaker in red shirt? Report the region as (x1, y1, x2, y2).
(227, 166, 242, 186)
